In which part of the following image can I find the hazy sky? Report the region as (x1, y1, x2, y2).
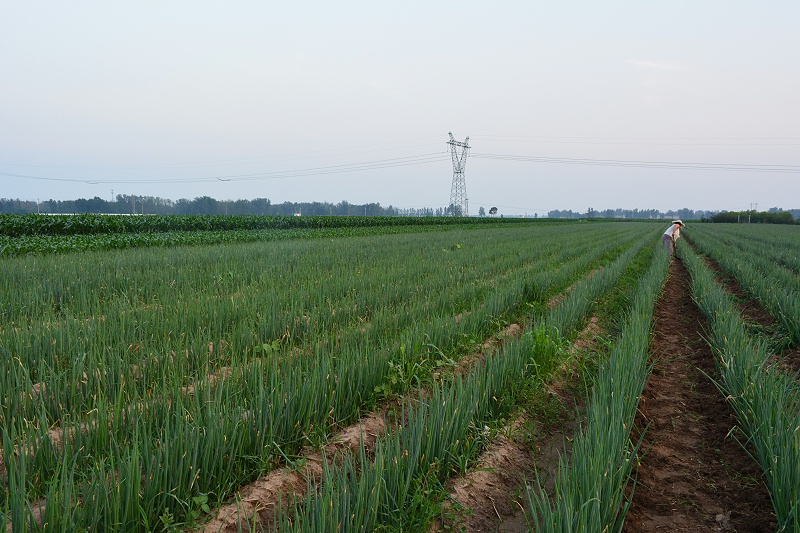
(2, 2, 799, 216)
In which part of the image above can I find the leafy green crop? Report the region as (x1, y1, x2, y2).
(0, 213, 549, 238)
(0, 222, 656, 530)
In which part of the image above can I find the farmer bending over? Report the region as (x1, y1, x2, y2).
(662, 220, 685, 254)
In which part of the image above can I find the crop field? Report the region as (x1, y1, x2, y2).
(0, 214, 551, 257)
(1, 217, 798, 532)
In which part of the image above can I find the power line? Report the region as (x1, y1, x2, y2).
(470, 153, 800, 173)
(0, 152, 450, 185)
(466, 134, 800, 147)
(0, 136, 445, 170)
(2, 139, 799, 191)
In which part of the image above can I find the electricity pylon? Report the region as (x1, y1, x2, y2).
(447, 132, 470, 217)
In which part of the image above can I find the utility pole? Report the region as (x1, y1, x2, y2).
(447, 132, 470, 216)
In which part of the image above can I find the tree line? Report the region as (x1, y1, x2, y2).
(0, 196, 442, 217)
(548, 207, 799, 223)
(547, 207, 714, 220)
(703, 210, 798, 224)
(1, 195, 797, 222)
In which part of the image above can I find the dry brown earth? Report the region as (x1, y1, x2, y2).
(623, 257, 777, 532)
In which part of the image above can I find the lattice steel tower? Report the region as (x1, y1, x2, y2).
(447, 132, 470, 216)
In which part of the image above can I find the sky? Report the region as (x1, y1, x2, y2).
(1, 2, 799, 217)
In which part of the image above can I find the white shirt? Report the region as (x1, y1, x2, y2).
(663, 224, 680, 238)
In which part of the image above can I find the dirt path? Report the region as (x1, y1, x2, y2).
(623, 257, 777, 532)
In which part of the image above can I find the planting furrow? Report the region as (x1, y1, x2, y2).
(679, 240, 800, 530)
(433, 341, 591, 532)
(698, 253, 779, 330)
(623, 255, 776, 531)
(436, 413, 539, 532)
(524, 243, 669, 532)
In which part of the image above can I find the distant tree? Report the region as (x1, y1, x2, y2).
(547, 209, 570, 218)
(335, 200, 352, 216)
(675, 208, 695, 221)
(446, 204, 463, 217)
(0, 198, 37, 214)
(306, 201, 326, 216)
(174, 198, 192, 215)
(363, 202, 382, 216)
(2, 194, 748, 220)
(74, 196, 108, 213)
(188, 196, 219, 215)
(250, 198, 272, 215)
(274, 201, 296, 216)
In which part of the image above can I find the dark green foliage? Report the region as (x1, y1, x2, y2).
(0, 214, 574, 257)
(705, 210, 796, 224)
(0, 213, 550, 238)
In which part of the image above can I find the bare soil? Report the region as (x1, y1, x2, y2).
(781, 345, 800, 376)
(436, 413, 537, 532)
(623, 257, 777, 532)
